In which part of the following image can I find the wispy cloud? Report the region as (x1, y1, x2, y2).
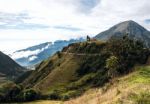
(0, 23, 49, 30)
(0, 12, 49, 30)
(0, 12, 30, 25)
(145, 19, 150, 24)
(53, 25, 82, 31)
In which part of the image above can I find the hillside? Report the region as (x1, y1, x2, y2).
(65, 65, 150, 104)
(26, 64, 150, 104)
(0, 36, 149, 103)
(21, 40, 109, 94)
(0, 51, 25, 82)
(19, 36, 149, 99)
(95, 20, 150, 47)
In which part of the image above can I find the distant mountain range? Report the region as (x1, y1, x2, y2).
(9, 38, 85, 67)
(0, 51, 25, 81)
(95, 20, 150, 47)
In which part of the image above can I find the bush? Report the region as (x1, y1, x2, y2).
(106, 56, 119, 78)
(48, 90, 61, 100)
(0, 93, 4, 102)
(20, 89, 40, 101)
(23, 89, 40, 101)
(5, 85, 22, 102)
(92, 70, 109, 87)
(61, 90, 82, 100)
(56, 51, 61, 58)
(106, 35, 149, 74)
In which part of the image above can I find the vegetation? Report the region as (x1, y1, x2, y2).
(62, 41, 106, 53)
(106, 56, 119, 78)
(24, 65, 150, 104)
(15, 70, 33, 84)
(0, 35, 149, 103)
(65, 65, 150, 104)
(0, 83, 40, 102)
(128, 91, 150, 104)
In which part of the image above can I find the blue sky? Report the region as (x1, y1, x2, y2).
(0, 0, 150, 53)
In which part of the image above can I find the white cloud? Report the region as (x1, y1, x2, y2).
(0, 0, 150, 53)
(10, 43, 52, 59)
(29, 56, 38, 62)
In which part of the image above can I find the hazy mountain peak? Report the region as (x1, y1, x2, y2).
(113, 20, 146, 32)
(95, 20, 150, 47)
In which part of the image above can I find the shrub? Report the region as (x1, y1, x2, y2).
(17, 89, 40, 101)
(48, 90, 61, 100)
(5, 85, 22, 101)
(106, 35, 149, 74)
(61, 90, 82, 100)
(56, 51, 61, 58)
(92, 70, 109, 87)
(0, 93, 4, 102)
(106, 56, 119, 78)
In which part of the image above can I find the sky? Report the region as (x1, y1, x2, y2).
(0, 0, 150, 53)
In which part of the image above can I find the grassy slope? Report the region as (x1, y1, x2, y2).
(20, 40, 149, 103)
(0, 73, 12, 85)
(22, 41, 106, 94)
(66, 65, 150, 104)
(22, 52, 83, 94)
(25, 65, 150, 104)
(34, 53, 81, 94)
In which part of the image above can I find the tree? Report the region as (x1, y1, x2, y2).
(56, 51, 61, 58)
(106, 35, 149, 74)
(0, 93, 4, 102)
(87, 35, 90, 41)
(24, 89, 39, 101)
(20, 89, 40, 101)
(106, 56, 119, 78)
(5, 85, 22, 101)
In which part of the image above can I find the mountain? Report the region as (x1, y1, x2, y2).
(95, 20, 150, 47)
(0, 51, 25, 81)
(9, 38, 84, 67)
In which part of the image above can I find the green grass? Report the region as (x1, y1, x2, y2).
(21, 65, 150, 104)
(123, 66, 150, 84)
(128, 91, 150, 104)
(116, 65, 150, 104)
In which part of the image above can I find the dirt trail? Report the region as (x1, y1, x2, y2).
(62, 52, 101, 56)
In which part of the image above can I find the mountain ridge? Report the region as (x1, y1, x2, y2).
(0, 51, 25, 81)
